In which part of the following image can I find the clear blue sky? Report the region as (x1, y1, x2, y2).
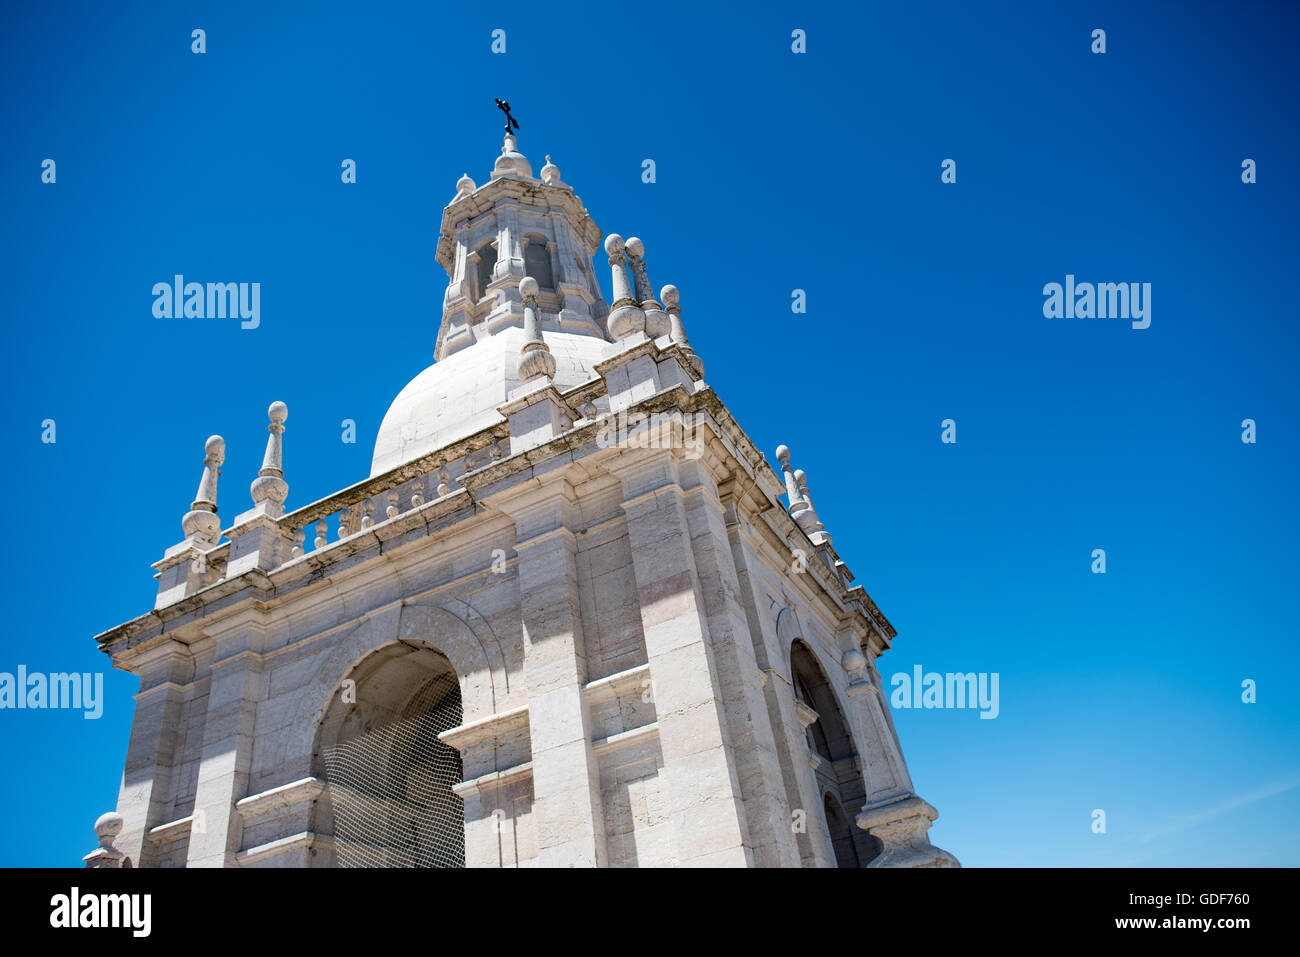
(2, 0, 1297, 867)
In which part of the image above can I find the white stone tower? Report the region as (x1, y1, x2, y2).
(89, 129, 957, 869)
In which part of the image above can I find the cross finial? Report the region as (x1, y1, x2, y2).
(494, 98, 520, 135)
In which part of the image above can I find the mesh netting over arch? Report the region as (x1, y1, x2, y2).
(321, 663, 465, 868)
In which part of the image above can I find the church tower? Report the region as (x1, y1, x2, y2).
(88, 126, 957, 869)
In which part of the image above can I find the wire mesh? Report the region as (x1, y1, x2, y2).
(323, 670, 465, 867)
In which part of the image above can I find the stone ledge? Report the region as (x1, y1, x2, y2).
(581, 663, 652, 707)
(146, 815, 194, 843)
(234, 776, 325, 824)
(439, 704, 531, 753)
(235, 831, 334, 867)
(452, 760, 533, 797)
(591, 721, 659, 756)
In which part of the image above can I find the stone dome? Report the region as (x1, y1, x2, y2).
(370, 327, 607, 476)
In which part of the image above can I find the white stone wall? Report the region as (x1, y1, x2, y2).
(104, 409, 948, 868)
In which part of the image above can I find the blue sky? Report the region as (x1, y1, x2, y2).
(2, 0, 1297, 866)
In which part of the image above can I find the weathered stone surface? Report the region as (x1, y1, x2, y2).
(86, 133, 956, 869)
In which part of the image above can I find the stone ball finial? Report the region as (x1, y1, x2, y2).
(204, 434, 225, 465)
(268, 401, 287, 425)
(625, 236, 645, 259)
(661, 284, 679, 309)
(604, 233, 625, 257)
(456, 172, 475, 194)
(94, 812, 124, 844)
(794, 468, 808, 488)
(519, 276, 540, 299)
(541, 154, 561, 185)
(775, 445, 792, 465)
(841, 647, 868, 675)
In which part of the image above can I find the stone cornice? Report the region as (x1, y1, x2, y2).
(97, 341, 898, 672)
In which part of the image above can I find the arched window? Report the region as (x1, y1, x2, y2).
(790, 638, 879, 867)
(314, 643, 465, 867)
(791, 642, 853, 762)
(475, 241, 498, 299)
(794, 672, 833, 760)
(524, 238, 553, 289)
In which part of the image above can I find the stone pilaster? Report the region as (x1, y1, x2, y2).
(725, 517, 835, 867)
(504, 482, 607, 867)
(680, 460, 801, 867)
(113, 643, 191, 867)
(853, 638, 958, 867)
(185, 624, 265, 867)
(610, 453, 752, 866)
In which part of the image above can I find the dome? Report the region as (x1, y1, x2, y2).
(370, 327, 607, 476)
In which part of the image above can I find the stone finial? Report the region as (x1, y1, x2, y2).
(661, 284, 704, 376)
(604, 234, 646, 340)
(624, 238, 670, 338)
(776, 446, 829, 544)
(83, 811, 131, 868)
(793, 467, 829, 543)
(842, 645, 871, 695)
(454, 172, 476, 200)
(517, 276, 557, 383)
(540, 154, 565, 187)
(181, 435, 225, 544)
(492, 133, 533, 179)
(249, 401, 289, 516)
(775, 445, 806, 511)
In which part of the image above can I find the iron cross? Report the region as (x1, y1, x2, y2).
(494, 99, 520, 135)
